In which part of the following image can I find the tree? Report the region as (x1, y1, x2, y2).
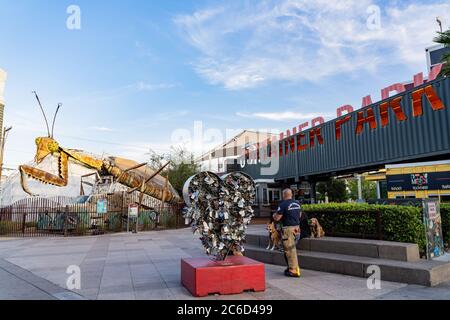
(316, 179, 348, 203)
(148, 147, 200, 195)
(348, 178, 377, 201)
(147, 149, 165, 170)
(434, 29, 450, 77)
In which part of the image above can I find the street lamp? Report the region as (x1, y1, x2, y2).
(437, 17, 443, 33)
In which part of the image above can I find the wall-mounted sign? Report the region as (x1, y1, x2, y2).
(423, 200, 445, 260)
(128, 204, 139, 218)
(96, 199, 107, 215)
(387, 172, 450, 192)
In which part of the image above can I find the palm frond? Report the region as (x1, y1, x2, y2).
(434, 30, 450, 46)
(442, 52, 450, 61)
(439, 61, 450, 77)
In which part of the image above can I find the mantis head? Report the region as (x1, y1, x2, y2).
(35, 137, 60, 164)
(31, 92, 63, 164)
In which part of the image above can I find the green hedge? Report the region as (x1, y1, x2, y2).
(303, 203, 427, 253)
(442, 204, 450, 251)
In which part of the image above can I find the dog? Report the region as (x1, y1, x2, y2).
(266, 220, 283, 251)
(309, 218, 325, 238)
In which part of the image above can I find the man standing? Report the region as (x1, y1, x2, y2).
(273, 188, 301, 278)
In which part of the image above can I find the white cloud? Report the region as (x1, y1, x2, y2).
(89, 126, 115, 132)
(155, 110, 189, 121)
(136, 82, 177, 91)
(237, 111, 332, 121)
(65, 81, 177, 104)
(175, 0, 450, 90)
(111, 142, 174, 162)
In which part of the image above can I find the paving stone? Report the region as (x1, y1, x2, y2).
(135, 288, 174, 300)
(1, 227, 450, 300)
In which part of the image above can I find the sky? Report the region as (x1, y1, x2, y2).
(0, 0, 449, 172)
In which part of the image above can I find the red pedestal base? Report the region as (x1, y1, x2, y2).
(181, 256, 266, 297)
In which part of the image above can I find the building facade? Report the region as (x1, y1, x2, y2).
(195, 130, 284, 217)
(240, 76, 450, 204)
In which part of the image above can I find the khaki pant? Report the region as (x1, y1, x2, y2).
(282, 226, 300, 271)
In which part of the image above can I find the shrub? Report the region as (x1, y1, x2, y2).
(0, 221, 22, 235)
(303, 203, 426, 254)
(107, 213, 123, 232)
(25, 222, 38, 229)
(139, 211, 157, 231)
(160, 209, 176, 229)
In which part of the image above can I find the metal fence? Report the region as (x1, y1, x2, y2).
(0, 193, 184, 237)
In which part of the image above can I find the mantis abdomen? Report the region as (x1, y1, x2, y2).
(102, 161, 178, 204)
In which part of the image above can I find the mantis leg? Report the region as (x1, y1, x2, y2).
(19, 152, 70, 196)
(20, 166, 39, 196)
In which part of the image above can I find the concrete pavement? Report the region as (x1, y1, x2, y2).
(0, 228, 449, 300)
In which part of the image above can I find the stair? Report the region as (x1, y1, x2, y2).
(244, 227, 450, 287)
(246, 233, 421, 262)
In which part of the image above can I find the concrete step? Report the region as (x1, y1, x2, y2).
(246, 233, 420, 262)
(245, 245, 450, 287)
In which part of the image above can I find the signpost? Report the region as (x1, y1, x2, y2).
(423, 199, 445, 260)
(93, 199, 108, 229)
(128, 203, 138, 233)
(96, 199, 108, 215)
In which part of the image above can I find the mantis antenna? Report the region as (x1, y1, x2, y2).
(32, 91, 51, 137)
(51, 103, 62, 138)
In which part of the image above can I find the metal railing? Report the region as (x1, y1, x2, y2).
(0, 193, 184, 237)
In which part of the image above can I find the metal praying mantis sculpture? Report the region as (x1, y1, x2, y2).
(19, 92, 180, 204)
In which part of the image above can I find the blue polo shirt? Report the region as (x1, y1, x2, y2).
(277, 199, 301, 227)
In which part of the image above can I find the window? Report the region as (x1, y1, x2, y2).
(430, 47, 450, 66)
(273, 190, 281, 202)
(255, 187, 260, 203)
(263, 188, 268, 205)
(441, 195, 450, 204)
(266, 188, 281, 204)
